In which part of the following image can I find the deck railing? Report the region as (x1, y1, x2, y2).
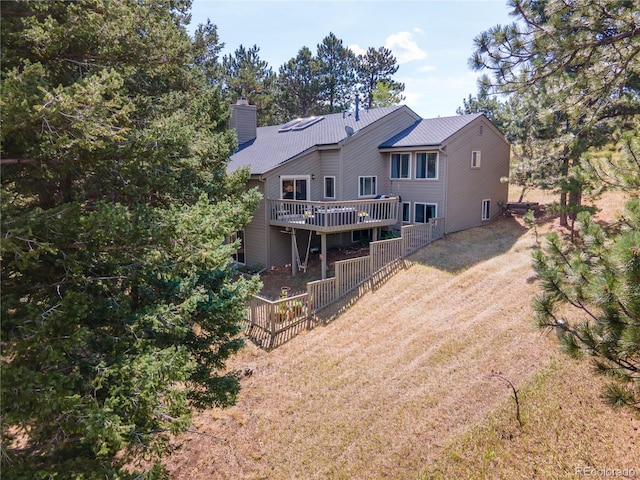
(245, 217, 445, 348)
(268, 197, 400, 232)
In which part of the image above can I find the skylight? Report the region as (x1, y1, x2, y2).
(278, 118, 302, 132)
(278, 116, 324, 132)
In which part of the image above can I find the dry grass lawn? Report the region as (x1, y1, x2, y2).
(165, 190, 639, 479)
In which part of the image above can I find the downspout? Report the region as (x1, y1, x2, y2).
(258, 174, 269, 270)
(439, 146, 447, 234)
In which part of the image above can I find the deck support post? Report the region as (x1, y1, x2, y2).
(320, 233, 327, 280)
(291, 228, 298, 277)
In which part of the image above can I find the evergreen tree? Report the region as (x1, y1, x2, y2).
(316, 32, 356, 114)
(468, 0, 640, 409)
(469, 0, 640, 226)
(222, 44, 277, 125)
(456, 85, 507, 128)
(193, 19, 225, 85)
(371, 80, 406, 108)
(276, 46, 322, 119)
(533, 195, 640, 408)
(470, 0, 640, 129)
(355, 46, 404, 109)
(1, 1, 261, 477)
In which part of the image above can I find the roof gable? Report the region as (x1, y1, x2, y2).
(379, 113, 485, 149)
(228, 106, 409, 175)
(228, 107, 490, 175)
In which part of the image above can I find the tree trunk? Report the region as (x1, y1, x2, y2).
(559, 155, 570, 227)
(559, 191, 568, 227)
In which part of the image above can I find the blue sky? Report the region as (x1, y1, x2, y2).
(188, 0, 516, 119)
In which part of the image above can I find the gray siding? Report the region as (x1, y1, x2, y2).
(319, 150, 341, 199)
(341, 109, 420, 200)
(265, 150, 334, 201)
(384, 150, 446, 222)
(243, 179, 268, 268)
(240, 110, 509, 269)
(444, 118, 510, 233)
(268, 226, 291, 268)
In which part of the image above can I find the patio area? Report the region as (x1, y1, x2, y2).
(255, 243, 371, 300)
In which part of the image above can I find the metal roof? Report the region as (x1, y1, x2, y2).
(228, 106, 404, 175)
(228, 106, 485, 175)
(379, 113, 484, 149)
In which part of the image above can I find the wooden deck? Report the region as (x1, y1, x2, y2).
(268, 197, 400, 233)
(246, 219, 445, 348)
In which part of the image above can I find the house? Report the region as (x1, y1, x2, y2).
(227, 99, 510, 278)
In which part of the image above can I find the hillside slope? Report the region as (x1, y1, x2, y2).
(166, 204, 638, 479)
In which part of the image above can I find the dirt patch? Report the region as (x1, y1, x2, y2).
(257, 244, 371, 300)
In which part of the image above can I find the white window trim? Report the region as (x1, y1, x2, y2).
(390, 152, 411, 180)
(324, 175, 336, 199)
(358, 175, 377, 198)
(402, 201, 411, 223)
(414, 202, 437, 224)
(482, 199, 491, 221)
(415, 151, 439, 180)
(471, 151, 481, 169)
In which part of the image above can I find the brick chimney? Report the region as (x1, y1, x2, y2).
(229, 98, 257, 146)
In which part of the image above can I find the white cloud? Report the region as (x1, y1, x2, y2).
(348, 44, 367, 56)
(385, 31, 427, 64)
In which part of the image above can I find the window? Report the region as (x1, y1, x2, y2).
(358, 176, 377, 197)
(471, 151, 481, 169)
(228, 230, 246, 265)
(391, 153, 410, 179)
(416, 152, 438, 179)
(324, 176, 336, 199)
(414, 203, 437, 224)
(281, 176, 309, 200)
(482, 199, 491, 221)
(402, 202, 411, 223)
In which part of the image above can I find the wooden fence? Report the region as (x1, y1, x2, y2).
(246, 218, 444, 348)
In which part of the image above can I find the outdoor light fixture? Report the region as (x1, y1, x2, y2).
(311, 174, 315, 180)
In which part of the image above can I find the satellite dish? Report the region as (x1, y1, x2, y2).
(345, 126, 354, 137)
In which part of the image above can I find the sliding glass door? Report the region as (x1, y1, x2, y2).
(280, 176, 310, 200)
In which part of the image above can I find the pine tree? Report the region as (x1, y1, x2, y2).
(533, 196, 640, 408)
(468, 0, 640, 409)
(355, 46, 404, 109)
(371, 80, 405, 108)
(469, 0, 640, 227)
(193, 19, 226, 86)
(276, 46, 322, 119)
(1, 1, 261, 477)
(222, 44, 277, 125)
(316, 33, 356, 114)
(470, 0, 640, 128)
